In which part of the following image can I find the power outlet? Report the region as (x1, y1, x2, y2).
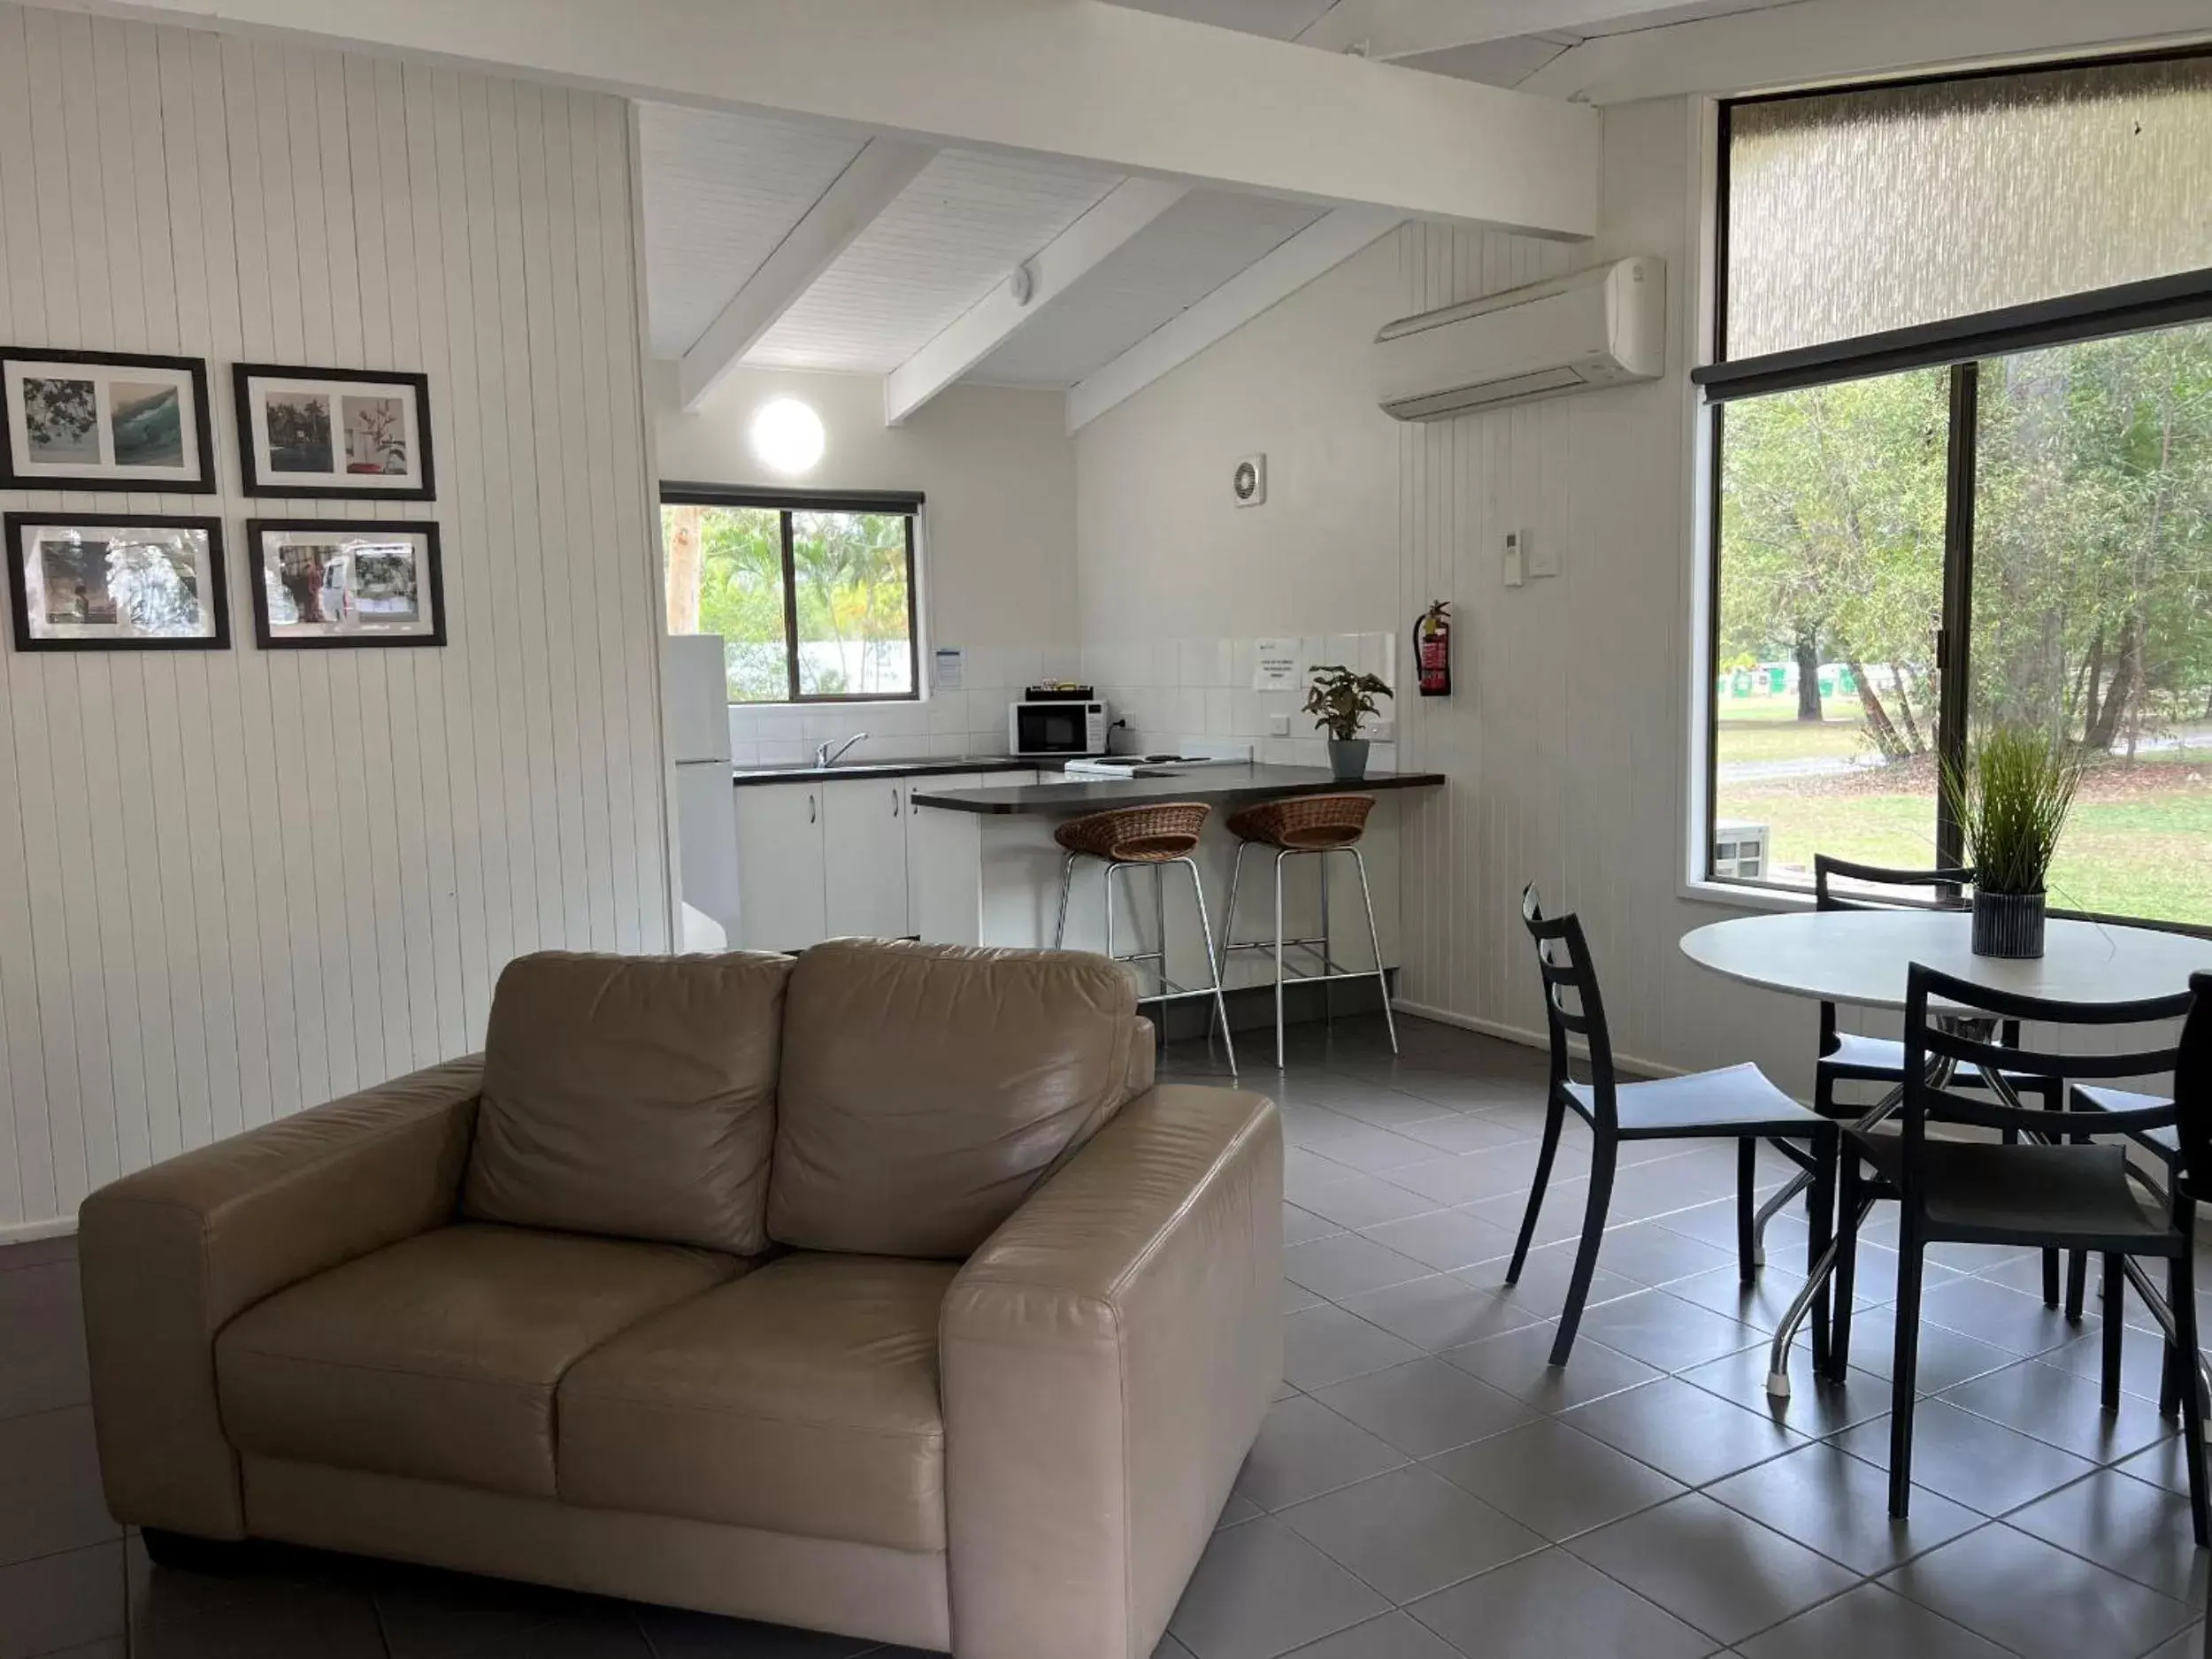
(1268, 713, 1291, 737)
(1525, 527, 1559, 579)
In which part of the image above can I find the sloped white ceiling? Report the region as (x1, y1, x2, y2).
(638, 104, 869, 358)
(747, 150, 1122, 374)
(972, 190, 1328, 387)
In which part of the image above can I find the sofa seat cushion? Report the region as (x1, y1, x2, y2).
(557, 1253, 957, 1552)
(216, 1224, 741, 1500)
(769, 940, 1138, 1257)
(463, 950, 795, 1255)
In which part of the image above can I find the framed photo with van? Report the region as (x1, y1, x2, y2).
(5, 512, 229, 650)
(245, 518, 445, 648)
(0, 347, 216, 492)
(233, 365, 434, 500)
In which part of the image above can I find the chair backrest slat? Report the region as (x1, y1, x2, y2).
(1521, 884, 1618, 1130)
(1900, 963, 2196, 1196)
(1814, 853, 1974, 915)
(2177, 973, 2212, 1197)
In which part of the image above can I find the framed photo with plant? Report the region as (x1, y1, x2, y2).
(233, 365, 434, 500)
(246, 519, 445, 649)
(5, 512, 228, 651)
(0, 347, 216, 492)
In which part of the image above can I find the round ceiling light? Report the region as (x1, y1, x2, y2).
(749, 397, 826, 475)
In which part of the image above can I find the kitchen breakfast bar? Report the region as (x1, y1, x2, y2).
(906, 764, 1444, 1001)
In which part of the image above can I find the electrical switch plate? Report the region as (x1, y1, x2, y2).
(1268, 713, 1291, 736)
(1525, 527, 1559, 579)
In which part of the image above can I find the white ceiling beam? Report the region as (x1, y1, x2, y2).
(883, 177, 1190, 427)
(74, 0, 1599, 235)
(1297, 0, 1708, 60)
(1065, 206, 1400, 434)
(678, 138, 933, 412)
(1514, 0, 2212, 103)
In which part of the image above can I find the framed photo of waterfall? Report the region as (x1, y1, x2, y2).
(0, 348, 216, 492)
(233, 364, 434, 500)
(4, 513, 229, 651)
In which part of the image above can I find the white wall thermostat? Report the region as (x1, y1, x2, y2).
(1233, 453, 1267, 507)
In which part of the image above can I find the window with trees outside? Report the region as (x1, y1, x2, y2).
(1702, 50, 2212, 930)
(661, 486, 919, 703)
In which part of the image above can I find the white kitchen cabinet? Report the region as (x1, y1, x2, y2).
(823, 777, 913, 940)
(733, 782, 826, 951)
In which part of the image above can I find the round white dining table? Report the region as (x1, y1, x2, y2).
(1678, 907, 2212, 1401)
(1679, 909, 2212, 1011)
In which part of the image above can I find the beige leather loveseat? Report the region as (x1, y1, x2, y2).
(79, 940, 1281, 1658)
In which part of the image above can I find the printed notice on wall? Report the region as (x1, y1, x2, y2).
(1253, 637, 1302, 691)
(933, 646, 965, 690)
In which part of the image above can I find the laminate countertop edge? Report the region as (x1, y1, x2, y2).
(910, 766, 1447, 816)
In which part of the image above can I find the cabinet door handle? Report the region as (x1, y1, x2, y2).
(893, 787, 902, 817)
(809, 793, 817, 825)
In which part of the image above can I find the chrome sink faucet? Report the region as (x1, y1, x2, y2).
(814, 732, 869, 769)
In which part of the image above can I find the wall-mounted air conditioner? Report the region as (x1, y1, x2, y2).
(1374, 256, 1665, 422)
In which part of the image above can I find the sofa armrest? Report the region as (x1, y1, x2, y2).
(941, 1084, 1281, 1659)
(77, 1056, 482, 1539)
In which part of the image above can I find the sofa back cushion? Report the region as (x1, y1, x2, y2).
(463, 951, 793, 1255)
(767, 940, 1138, 1257)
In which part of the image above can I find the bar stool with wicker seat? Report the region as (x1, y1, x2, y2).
(1051, 802, 1237, 1075)
(1213, 793, 1397, 1070)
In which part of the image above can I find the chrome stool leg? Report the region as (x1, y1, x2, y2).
(1179, 855, 1236, 1077)
(1348, 846, 1398, 1056)
(1052, 851, 1078, 949)
(1319, 851, 1333, 1033)
(1211, 840, 1250, 1045)
(1273, 848, 1291, 1071)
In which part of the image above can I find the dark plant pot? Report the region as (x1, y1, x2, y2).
(1972, 888, 2046, 958)
(1327, 739, 1369, 781)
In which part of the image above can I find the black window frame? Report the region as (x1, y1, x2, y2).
(660, 481, 924, 706)
(1699, 48, 2212, 938)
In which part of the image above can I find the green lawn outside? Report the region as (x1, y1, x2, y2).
(1716, 784, 2212, 927)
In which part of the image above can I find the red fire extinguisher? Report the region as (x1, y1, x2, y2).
(1414, 601, 1451, 697)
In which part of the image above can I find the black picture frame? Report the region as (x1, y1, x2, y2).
(233, 363, 435, 501)
(0, 346, 218, 493)
(4, 511, 230, 652)
(245, 518, 447, 649)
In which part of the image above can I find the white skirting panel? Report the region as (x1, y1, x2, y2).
(0, 3, 670, 1230)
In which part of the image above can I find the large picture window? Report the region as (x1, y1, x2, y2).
(1702, 51, 2212, 931)
(661, 484, 920, 704)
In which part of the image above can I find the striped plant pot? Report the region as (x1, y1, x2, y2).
(1971, 889, 2047, 959)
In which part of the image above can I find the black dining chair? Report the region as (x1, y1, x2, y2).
(2065, 1074, 2204, 1412)
(1809, 855, 2068, 1302)
(1509, 885, 1839, 1368)
(1828, 964, 2208, 1538)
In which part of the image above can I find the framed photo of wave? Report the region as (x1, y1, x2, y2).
(5, 512, 229, 651)
(246, 519, 445, 649)
(0, 348, 216, 492)
(234, 364, 434, 501)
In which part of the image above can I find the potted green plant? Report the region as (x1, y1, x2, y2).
(1303, 664, 1393, 781)
(1942, 726, 2083, 958)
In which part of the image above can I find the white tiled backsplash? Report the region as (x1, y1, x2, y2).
(722, 634, 1400, 769)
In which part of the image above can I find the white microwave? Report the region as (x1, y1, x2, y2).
(1010, 699, 1110, 757)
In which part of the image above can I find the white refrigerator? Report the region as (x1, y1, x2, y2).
(665, 634, 741, 944)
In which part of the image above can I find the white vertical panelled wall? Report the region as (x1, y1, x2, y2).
(0, 3, 670, 1235)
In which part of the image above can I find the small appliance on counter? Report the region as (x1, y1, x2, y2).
(1010, 694, 1110, 758)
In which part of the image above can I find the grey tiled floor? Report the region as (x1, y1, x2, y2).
(4, 1012, 2209, 1657)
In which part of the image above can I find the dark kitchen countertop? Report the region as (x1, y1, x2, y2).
(731, 756, 1041, 787)
(910, 764, 1446, 815)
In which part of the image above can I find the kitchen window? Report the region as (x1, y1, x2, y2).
(661, 483, 921, 704)
(1699, 50, 2212, 931)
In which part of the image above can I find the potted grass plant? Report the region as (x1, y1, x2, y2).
(1303, 664, 1393, 781)
(1943, 726, 2083, 958)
